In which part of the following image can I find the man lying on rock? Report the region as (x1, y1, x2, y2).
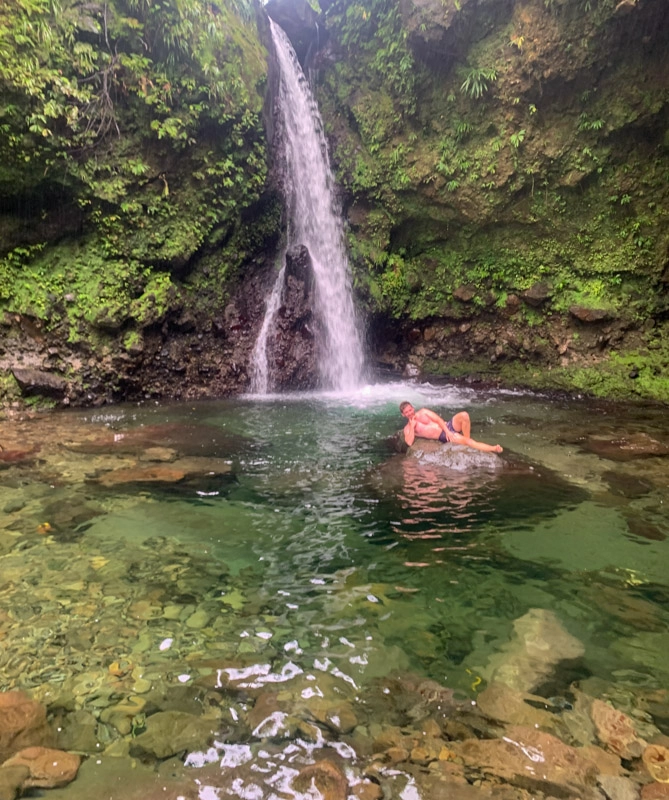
(399, 401, 503, 453)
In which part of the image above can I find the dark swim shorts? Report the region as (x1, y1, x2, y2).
(439, 419, 457, 443)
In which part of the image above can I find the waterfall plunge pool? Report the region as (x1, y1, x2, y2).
(1, 382, 668, 798)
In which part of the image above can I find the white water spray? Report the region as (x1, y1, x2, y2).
(250, 18, 365, 393)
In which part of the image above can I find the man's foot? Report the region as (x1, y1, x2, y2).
(493, 444, 503, 453)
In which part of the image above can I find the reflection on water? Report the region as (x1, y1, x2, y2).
(0, 382, 668, 798)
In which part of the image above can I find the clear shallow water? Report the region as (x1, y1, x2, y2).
(1, 381, 668, 797)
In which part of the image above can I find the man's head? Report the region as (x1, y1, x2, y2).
(399, 401, 415, 419)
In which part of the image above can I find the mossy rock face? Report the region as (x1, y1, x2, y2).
(313, 0, 669, 402)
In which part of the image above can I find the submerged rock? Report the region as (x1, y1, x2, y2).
(576, 433, 669, 462)
(482, 608, 585, 694)
(590, 699, 647, 759)
(292, 759, 348, 800)
(94, 457, 233, 488)
(2, 747, 80, 789)
(128, 711, 220, 760)
(0, 691, 54, 763)
(67, 423, 247, 458)
(451, 725, 601, 799)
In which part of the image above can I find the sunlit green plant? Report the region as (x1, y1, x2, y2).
(460, 68, 498, 99)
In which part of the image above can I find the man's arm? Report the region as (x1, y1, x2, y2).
(403, 417, 416, 446)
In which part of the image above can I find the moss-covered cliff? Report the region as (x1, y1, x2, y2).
(0, 0, 280, 406)
(317, 0, 669, 401)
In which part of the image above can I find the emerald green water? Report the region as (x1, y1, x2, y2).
(1, 382, 668, 796)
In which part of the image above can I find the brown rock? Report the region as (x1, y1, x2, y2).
(3, 747, 80, 788)
(386, 746, 409, 763)
(352, 780, 384, 800)
(11, 368, 68, 397)
(580, 433, 669, 462)
(598, 775, 642, 800)
(578, 744, 624, 776)
(476, 682, 557, 728)
(569, 305, 615, 323)
(521, 281, 552, 307)
(97, 465, 187, 486)
(453, 285, 476, 302)
(643, 744, 669, 783)
(293, 759, 347, 800)
(591, 699, 647, 759)
(128, 711, 219, 759)
(643, 784, 669, 800)
(451, 725, 600, 798)
(0, 691, 54, 763)
(310, 700, 358, 734)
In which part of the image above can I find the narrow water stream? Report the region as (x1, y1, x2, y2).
(1, 383, 668, 797)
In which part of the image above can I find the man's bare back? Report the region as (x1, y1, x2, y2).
(399, 402, 503, 454)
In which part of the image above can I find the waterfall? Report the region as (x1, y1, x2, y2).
(250, 18, 365, 394)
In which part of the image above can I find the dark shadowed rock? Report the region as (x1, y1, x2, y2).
(266, 244, 319, 390)
(578, 433, 669, 461)
(66, 423, 247, 458)
(521, 281, 553, 307)
(11, 368, 68, 398)
(602, 470, 655, 498)
(265, 0, 320, 65)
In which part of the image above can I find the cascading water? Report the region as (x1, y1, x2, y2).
(250, 18, 365, 394)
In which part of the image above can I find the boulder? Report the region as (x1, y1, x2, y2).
(521, 281, 553, 307)
(578, 433, 669, 462)
(476, 682, 557, 729)
(451, 725, 601, 798)
(128, 711, 219, 760)
(11, 368, 68, 398)
(569, 305, 615, 323)
(484, 608, 585, 694)
(591, 699, 646, 759)
(2, 747, 80, 788)
(292, 759, 348, 800)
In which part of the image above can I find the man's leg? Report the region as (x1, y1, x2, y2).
(451, 411, 471, 438)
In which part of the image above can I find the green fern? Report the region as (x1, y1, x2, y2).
(460, 68, 498, 100)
